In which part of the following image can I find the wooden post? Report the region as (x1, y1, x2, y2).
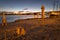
(2, 13, 7, 26)
(16, 27, 21, 35)
(41, 5, 45, 26)
(21, 28, 26, 36)
(16, 27, 26, 36)
(5, 31, 7, 40)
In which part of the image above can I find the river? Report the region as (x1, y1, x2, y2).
(0, 15, 49, 23)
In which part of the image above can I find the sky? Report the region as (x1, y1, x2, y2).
(0, 0, 60, 12)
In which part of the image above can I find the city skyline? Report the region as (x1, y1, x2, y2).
(0, 0, 60, 12)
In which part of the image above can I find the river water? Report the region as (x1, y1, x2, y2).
(0, 15, 49, 24)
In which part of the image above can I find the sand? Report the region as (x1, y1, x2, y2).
(0, 16, 60, 40)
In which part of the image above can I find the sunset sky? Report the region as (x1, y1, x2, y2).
(0, 0, 60, 12)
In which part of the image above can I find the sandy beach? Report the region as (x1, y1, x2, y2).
(0, 16, 60, 40)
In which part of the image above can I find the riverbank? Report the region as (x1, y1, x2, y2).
(0, 16, 60, 31)
(0, 16, 60, 40)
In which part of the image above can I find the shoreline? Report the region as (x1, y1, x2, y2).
(0, 16, 60, 30)
(0, 16, 60, 40)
